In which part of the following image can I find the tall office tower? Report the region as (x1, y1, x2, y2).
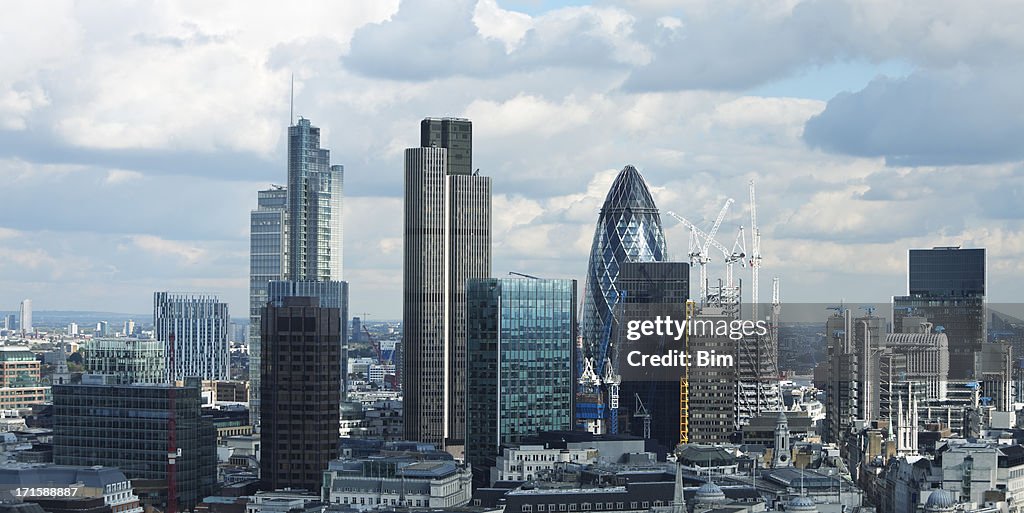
(287, 118, 344, 282)
(578, 165, 667, 433)
(154, 292, 230, 381)
(249, 185, 288, 425)
(19, 299, 32, 335)
(894, 247, 985, 379)
(403, 117, 491, 449)
(820, 309, 885, 445)
(3, 314, 15, 331)
(822, 309, 857, 445)
(260, 296, 341, 493)
(95, 321, 108, 337)
(53, 379, 217, 511)
(615, 261, 688, 452)
(465, 278, 576, 483)
(80, 338, 166, 384)
(268, 280, 349, 393)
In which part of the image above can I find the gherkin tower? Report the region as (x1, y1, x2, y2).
(581, 165, 669, 366)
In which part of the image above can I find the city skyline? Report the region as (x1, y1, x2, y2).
(3, 1, 1024, 319)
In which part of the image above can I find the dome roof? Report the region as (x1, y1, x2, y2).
(694, 482, 726, 503)
(787, 496, 818, 512)
(925, 490, 958, 509)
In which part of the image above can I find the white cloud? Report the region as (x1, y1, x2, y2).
(128, 235, 207, 265)
(473, 0, 533, 52)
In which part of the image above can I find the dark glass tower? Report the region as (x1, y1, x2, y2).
(420, 117, 472, 176)
(465, 278, 576, 483)
(580, 165, 668, 384)
(52, 381, 217, 511)
(260, 296, 341, 493)
(616, 261, 688, 451)
(894, 247, 985, 379)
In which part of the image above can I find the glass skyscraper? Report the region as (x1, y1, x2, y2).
(580, 165, 668, 375)
(287, 118, 344, 282)
(249, 117, 348, 427)
(403, 118, 491, 450)
(249, 186, 287, 424)
(465, 278, 576, 481)
(894, 247, 986, 379)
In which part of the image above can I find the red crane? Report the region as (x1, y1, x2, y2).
(167, 332, 177, 513)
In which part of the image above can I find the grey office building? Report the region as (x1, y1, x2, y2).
(249, 186, 288, 424)
(154, 292, 230, 381)
(465, 278, 576, 481)
(52, 381, 217, 511)
(260, 296, 341, 493)
(403, 117, 491, 449)
(894, 247, 986, 379)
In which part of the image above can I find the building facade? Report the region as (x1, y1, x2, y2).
(51, 382, 217, 511)
(260, 296, 341, 493)
(893, 247, 986, 380)
(249, 185, 288, 425)
(0, 465, 143, 513)
(154, 292, 230, 381)
(323, 456, 472, 510)
(403, 118, 491, 449)
(0, 346, 47, 409)
(79, 338, 165, 385)
(465, 278, 576, 480)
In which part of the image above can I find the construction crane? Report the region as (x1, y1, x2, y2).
(508, 271, 542, 279)
(634, 393, 651, 440)
(666, 199, 733, 305)
(749, 181, 762, 317)
(680, 299, 696, 444)
(167, 333, 179, 513)
(595, 291, 625, 434)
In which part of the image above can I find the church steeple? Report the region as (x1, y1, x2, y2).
(772, 410, 792, 468)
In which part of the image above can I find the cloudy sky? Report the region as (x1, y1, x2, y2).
(2, 0, 1023, 320)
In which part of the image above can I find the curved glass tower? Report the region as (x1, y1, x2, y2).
(581, 165, 668, 364)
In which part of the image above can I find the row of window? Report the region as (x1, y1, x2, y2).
(521, 500, 661, 512)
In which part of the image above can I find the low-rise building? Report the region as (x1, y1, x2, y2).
(323, 446, 472, 510)
(0, 464, 143, 513)
(0, 347, 47, 409)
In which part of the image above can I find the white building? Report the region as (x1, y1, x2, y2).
(324, 457, 472, 510)
(491, 444, 597, 484)
(18, 299, 31, 335)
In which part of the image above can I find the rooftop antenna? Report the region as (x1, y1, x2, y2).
(289, 73, 294, 125)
